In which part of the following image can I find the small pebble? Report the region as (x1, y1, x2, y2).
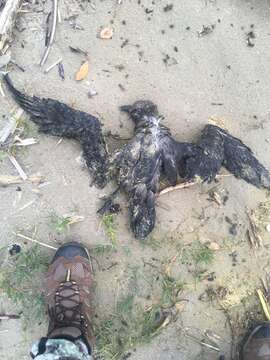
(88, 89, 98, 98)
(9, 244, 21, 256)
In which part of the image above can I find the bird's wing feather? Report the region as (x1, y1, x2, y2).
(161, 137, 197, 185)
(4, 74, 108, 188)
(217, 126, 270, 189)
(183, 125, 224, 182)
(180, 124, 270, 189)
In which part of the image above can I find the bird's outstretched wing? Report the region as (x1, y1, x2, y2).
(4, 74, 108, 188)
(183, 125, 224, 183)
(217, 126, 270, 189)
(182, 124, 270, 190)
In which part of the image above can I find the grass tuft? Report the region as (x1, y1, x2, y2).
(95, 261, 185, 359)
(181, 242, 214, 266)
(101, 214, 118, 245)
(50, 213, 84, 234)
(0, 246, 49, 325)
(50, 214, 72, 233)
(91, 244, 116, 256)
(95, 295, 167, 360)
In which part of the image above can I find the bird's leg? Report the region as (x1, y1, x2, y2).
(97, 186, 121, 215)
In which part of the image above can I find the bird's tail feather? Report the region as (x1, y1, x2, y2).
(129, 184, 156, 239)
(3, 74, 44, 119)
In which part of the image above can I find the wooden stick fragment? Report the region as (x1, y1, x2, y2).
(257, 289, 270, 321)
(0, 0, 22, 51)
(0, 174, 44, 186)
(246, 211, 263, 248)
(14, 232, 57, 250)
(40, 0, 58, 66)
(8, 154, 27, 180)
(158, 174, 231, 196)
(0, 81, 5, 97)
(0, 314, 20, 320)
(44, 57, 62, 73)
(0, 119, 16, 143)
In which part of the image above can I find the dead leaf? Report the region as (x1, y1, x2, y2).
(174, 302, 186, 312)
(75, 61, 89, 81)
(208, 116, 226, 129)
(160, 316, 171, 329)
(205, 241, 220, 251)
(100, 27, 114, 39)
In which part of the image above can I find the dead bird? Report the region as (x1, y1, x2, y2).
(4, 76, 270, 239)
(101, 100, 195, 239)
(3, 74, 108, 188)
(100, 101, 270, 239)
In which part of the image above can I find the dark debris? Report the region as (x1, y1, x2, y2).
(246, 30, 255, 47)
(9, 244, 21, 256)
(163, 4, 173, 12)
(198, 24, 215, 37)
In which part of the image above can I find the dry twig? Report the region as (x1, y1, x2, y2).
(44, 57, 62, 73)
(8, 154, 27, 180)
(246, 210, 263, 248)
(0, 173, 44, 186)
(40, 0, 58, 66)
(0, 314, 20, 320)
(0, 0, 22, 51)
(13, 232, 57, 250)
(158, 174, 231, 196)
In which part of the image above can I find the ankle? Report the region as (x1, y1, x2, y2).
(48, 326, 82, 339)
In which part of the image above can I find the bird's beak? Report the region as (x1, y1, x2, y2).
(120, 105, 132, 113)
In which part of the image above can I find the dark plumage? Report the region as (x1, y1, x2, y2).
(108, 101, 195, 239)
(4, 76, 270, 239)
(4, 75, 108, 188)
(107, 100, 270, 239)
(184, 124, 270, 189)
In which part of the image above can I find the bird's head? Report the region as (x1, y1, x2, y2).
(120, 100, 158, 124)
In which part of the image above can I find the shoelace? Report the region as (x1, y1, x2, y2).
(51, 280, 88, 332)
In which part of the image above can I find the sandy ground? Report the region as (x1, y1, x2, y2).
(1, 0, 270, 359)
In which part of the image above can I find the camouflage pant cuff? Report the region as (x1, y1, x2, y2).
(31, 338, 93, 359)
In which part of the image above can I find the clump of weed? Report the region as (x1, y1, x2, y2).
(16, 117, 38, 138)
(193, 244, 214, 265)
(50, 214, 72, 233)
(0, 149, 7, 161)
(180, 242, 214, 285)
(0, 246, 49, 325)
(95, 295, 168, 359)
(50, 213, 83, 234)
(181, 242, 214, 266)
(95, 260, 185, 359)
(101, 214, 118, 245)
(91, 244, 116, 256)
(161, 274, 185, 308)
(142, 234, 162, 250)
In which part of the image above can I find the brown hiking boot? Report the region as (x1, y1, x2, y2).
(242, 323, 270, 359)
(45, 242, 94, 351)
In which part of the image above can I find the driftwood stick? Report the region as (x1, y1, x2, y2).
(14, 232, 57, 250)
(0, 173, 44, 186)
(40, 0, 58, 66)
(0, 0, 22, 51)
(0, 314, 20, 320)
(158, 174, 231, 196)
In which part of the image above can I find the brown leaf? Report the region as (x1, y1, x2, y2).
(75, 61, 89, 81)
(174, 302, 186, 312)
(205, 241, 220, 251)
(100, 27, 114, 39)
